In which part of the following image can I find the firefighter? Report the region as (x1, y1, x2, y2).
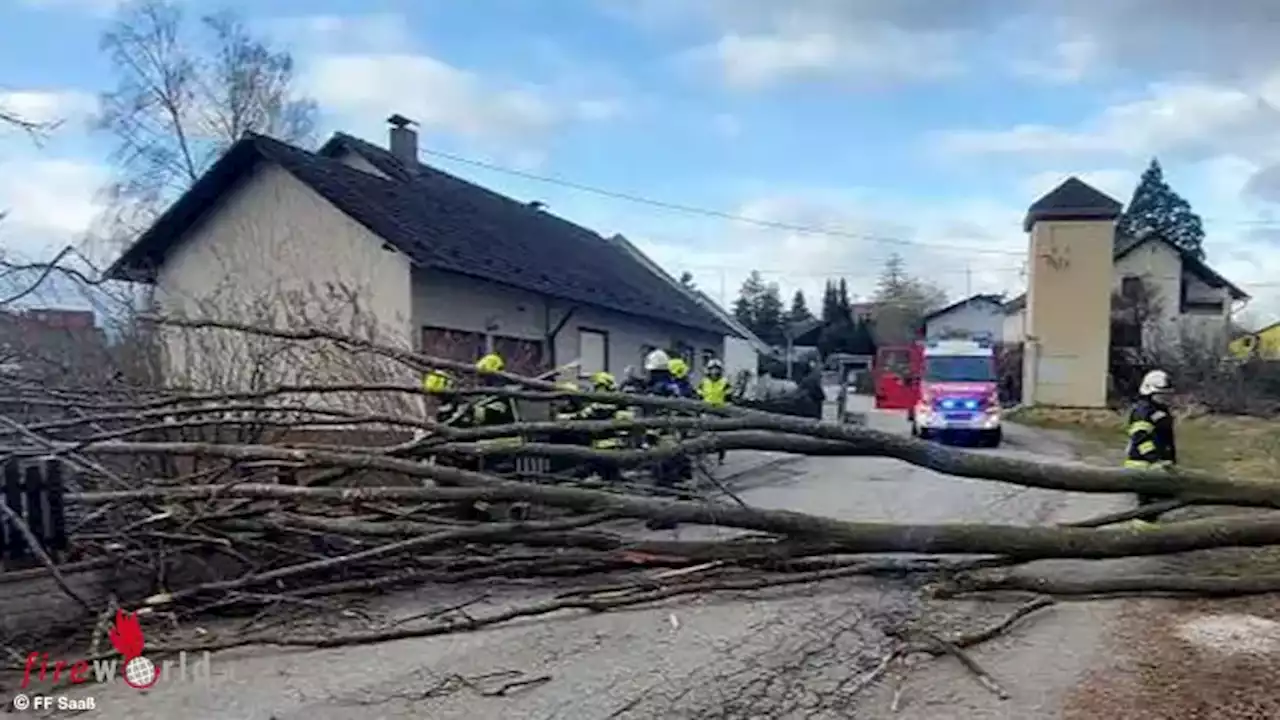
(573, 371, 629, 482)
(1125, 368, 1177, 524)
(697, 358, 733, 465)
(423, 369, 462, 424)
(620, 365, 646, 393)
(469, 352, 517, 428)
(548, 380, 587, 475)
(667, 357, 695, 398)
(638, 349, 694, 499)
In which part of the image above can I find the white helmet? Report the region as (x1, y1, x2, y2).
(707, 358, 723, 370)
(1138, 369, 1172, 396)
(643, 349, 670, 371)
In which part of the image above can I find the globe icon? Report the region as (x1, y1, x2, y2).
(124, 657, 158, 688)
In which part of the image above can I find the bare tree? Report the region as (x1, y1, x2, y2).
(93, 0, 317, 244)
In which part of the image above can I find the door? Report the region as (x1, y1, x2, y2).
(874, 345, 918, 410)
(578, 329, 608, 376)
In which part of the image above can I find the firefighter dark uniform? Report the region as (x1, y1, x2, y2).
(639, 350, 694, 491)
(697, 358, 733, 465)
(1125, 369, 1177, 523)
(577, 372, 628, 482)
(548, 380, 588, 475)
(668, 357, 695, 398)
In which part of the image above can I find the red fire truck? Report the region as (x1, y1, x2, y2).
(873, 335, 1001, 447)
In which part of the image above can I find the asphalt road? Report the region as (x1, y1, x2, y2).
(59, 394, 1133, 720)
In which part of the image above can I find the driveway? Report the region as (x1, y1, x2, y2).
(57, 395, 1132, 720)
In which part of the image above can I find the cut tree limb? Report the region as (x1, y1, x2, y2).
(71, 481, 1280, 561)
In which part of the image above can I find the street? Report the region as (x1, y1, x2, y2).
(69, 395, 1134, 720)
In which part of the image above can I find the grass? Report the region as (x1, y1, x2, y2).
(1024, 406, 1280, 719)
(1010, 404, 1280, 575)
(1007, 405, 1280, 481)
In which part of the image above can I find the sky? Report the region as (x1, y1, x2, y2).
(3, 0, 1280, 325)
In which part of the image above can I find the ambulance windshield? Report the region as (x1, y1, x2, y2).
(924, 356, 995, 383)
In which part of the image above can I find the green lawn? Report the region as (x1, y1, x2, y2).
(1010, 405, 1280, 575)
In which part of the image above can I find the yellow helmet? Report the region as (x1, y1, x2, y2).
(668, 357, 688, 378)
(591, 371, 616, 390)
(423, 370, 453, 393)
(475, 353, 504, 373)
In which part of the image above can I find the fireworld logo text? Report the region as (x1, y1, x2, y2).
(21, 609, 212, 690)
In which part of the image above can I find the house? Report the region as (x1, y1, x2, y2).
(921, 293, 1005, 341)
(0, 308, 109, 383)
(1004, 184, 1249, 354)
(1012, 177, 1249, 408)
(603, 233, 767, 379)
(104, 115, 738, 390)
(1229, 322, 1280, 360)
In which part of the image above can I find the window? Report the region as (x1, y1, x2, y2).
(421, 326, 485, 362)
(578, 328, 609, 376)
(923, 356, 996, 382)
(1120, 276, 1143, 302)
(492, 335, 545, 376)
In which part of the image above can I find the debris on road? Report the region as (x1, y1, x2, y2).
(3, 316, 1280, 712)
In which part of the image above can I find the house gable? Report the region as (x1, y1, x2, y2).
(151, 161, 415, 342)
(922, 294, 1005, 340)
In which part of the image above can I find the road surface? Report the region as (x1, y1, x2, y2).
(57, 395, 1133, 720)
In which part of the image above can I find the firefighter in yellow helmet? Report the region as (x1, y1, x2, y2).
(422, 369, 463, 423)
(667, 357, 695, 398)
(697, 358, 734, 465)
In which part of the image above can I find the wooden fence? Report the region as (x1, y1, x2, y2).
(0, 458, 68, 565)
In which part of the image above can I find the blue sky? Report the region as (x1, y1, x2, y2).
(3, 0, 1280, 323)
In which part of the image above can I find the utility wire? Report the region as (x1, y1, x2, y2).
(419, 147, 1028, 257)
(420, 146, 1280, 262)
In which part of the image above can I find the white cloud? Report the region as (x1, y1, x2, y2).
(935, 78, 1280, 163)
(288, 15, 626, 162)
(1011, 36, 1099, 85)
(0, 90, 96, 129)
(0, 158, 107, 261)
(1022, 169, 1136, 203)
(584, 189, 1031, 313)
(18, 0, 123, 13)
(698, 27, 963, 90)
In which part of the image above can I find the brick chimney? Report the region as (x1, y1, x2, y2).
(387, 114, 418, 170)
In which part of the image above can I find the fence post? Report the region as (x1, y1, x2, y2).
(0, 459, 70, 563)
(2, 459, 24, 560)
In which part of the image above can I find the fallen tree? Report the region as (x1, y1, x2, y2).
(2, 313, 1279, 712)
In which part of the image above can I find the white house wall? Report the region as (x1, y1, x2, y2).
(1112, 241, 1230, 349)
(1004, 241, 1232, 352)
(153, 162, 416, 410)
(409, 268, 725, 377)
(924, 303, 1005, 341)
(1002, 310, 1025, 343)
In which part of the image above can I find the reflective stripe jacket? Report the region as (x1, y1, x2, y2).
(1124, 397, 1176, 468)
(697, 377, 731, 406)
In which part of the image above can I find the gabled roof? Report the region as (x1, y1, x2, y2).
(923, 293, 1005, 322)
(601, 232, 753, 343)
(1023, 177, 1123, 232)
(105, 133, 733, 336)
(1112, 231, 1249, 301)
(1003, 229, 1250, 312)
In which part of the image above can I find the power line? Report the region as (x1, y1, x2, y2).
(416, 147, 1280, 293)
(419, 147, 1028, 257)
(419, 146, 1280, 261)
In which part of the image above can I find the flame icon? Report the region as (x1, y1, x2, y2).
(109, 609, 160, 690)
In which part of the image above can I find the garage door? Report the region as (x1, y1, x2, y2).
(578, 329, 608, 376)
